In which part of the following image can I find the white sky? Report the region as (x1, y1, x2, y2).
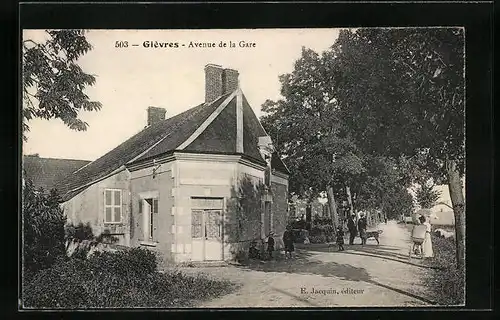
(22, 29, 340, 161)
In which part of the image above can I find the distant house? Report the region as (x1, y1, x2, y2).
(429, 182, 465, 225)
(32, 64, 289, 264)
(408, 180, 465, 226)
(22, 155, 90, 192)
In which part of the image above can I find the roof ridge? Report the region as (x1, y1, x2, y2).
(74, 102, 207, 175)
(23, 155, 92, 162)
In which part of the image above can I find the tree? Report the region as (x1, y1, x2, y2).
(352, 155, 414, 218)
(414, 181, 442, 209)
(22, 30, 102, 141)
(261, 47, 367, 230)
(23, 179, 67, 275)
(331, 28, 465, 269)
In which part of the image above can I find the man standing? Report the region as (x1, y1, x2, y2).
(358, 212, 367, 245)
(347, 214, 357, 245)
(283, 225, 295, 259)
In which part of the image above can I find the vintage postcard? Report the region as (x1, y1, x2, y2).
(21, 28, 466, 309)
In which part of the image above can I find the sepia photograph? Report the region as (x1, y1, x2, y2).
(21, 27, 466, 309)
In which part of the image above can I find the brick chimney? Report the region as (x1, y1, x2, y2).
(223, 68, 239, 96)
(147, 106, 166, 126)
(205, 64, 239, 103)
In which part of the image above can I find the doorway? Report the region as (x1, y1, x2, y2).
(190, 198, 223, 261)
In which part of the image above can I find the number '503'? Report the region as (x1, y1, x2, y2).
(115, 41, 128, 48)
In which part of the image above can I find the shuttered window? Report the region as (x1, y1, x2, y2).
(104, 189, 122, 223)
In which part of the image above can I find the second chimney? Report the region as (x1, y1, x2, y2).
(147, 106, 166, 126)
(205, 64, 239, 103)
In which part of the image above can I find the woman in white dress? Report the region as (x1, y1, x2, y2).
(422, 215, 434, 258)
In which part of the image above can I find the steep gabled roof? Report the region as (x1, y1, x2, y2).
(136, 95, 238, 161)
(23, 155, 91, 192)
(56, 88, 290, 202)
(55, 94, 231, 200)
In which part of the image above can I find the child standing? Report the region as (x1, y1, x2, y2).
(267, 232, 275, 260)
(336, 226, 345, 251)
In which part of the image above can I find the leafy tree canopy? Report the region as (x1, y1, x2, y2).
(262, 27, 465, 269)
(332, 28, 465, 178)
(22, 30, 102, 141)
(261, 47, 365, 201)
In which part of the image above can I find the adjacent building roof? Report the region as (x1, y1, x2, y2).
(55, 89, 289, 202)
(23, 155, 91, 192)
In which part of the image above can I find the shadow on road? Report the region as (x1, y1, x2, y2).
(303, 244, 444, 270)
(235, 249, 436, 305)
(236, 250, 371, 281)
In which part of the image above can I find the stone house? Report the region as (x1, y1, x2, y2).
(48, 64, 289, 263)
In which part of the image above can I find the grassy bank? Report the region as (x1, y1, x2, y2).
(423, 227, 465, 306)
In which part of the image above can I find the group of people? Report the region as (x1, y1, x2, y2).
(257, 213, 370, 259)
(251, 211, 434, 260)
(345, 213, 368, 246)
(265, 226, 297, 259)
(250, 225, 296, 261)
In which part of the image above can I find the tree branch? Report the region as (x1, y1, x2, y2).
(22, 39, 40, 47)
(436, 201, 453, 210)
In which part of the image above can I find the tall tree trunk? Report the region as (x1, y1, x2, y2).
(446, 159, 465, 271)
(345, 184, 354, 219)
(326, 185, 339, 230)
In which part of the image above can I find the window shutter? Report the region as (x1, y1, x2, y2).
(104, 190, 112, 223)
(152, 199, 159, 242)
(114, 190, 122, 222)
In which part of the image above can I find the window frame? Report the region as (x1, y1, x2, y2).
(144, 198, 158, 240)
(104, 189, 123, 224)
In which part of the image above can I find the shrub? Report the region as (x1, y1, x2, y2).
(291, 229, 308, 243)
(309, 225, 335, 242)
(288, 219, 306, 230)
(65, 222, 94, 243)
(23, 179, 66, 274)
(65, 222, 121, 259)
(22, 247, 236, 309)
(313, 216, 333, 226)
(23, 258, 90, 309)
(87, 247, 157, 278)
(309, 234, 327, 244)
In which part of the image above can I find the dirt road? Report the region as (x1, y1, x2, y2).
(174, 221, 438, 307)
